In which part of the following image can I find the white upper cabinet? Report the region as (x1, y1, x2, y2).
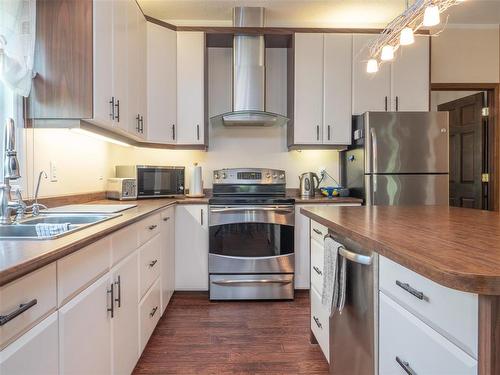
(147, 23, 177, 144)
(391, 35, 430, 111)
(92, 0, 114, 128)
(352, 34, 392, 115)
(323, 34, 352, 145)
(176, 31, 205, 145)
(293, 33, 324, 145)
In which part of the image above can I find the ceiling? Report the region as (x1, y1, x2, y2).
(138, 0, 500, 28)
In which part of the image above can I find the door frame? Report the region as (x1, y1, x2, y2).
(431, 83, 500, 211)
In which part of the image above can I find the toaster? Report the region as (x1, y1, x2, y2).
(106, 178, 137, 200)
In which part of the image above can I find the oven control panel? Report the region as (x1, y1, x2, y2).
(213, 168, 286, 185)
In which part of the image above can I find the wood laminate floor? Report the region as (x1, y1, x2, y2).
(133, 290, 330, 375)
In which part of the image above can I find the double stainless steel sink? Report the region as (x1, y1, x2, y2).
(0, 213, 121, 240)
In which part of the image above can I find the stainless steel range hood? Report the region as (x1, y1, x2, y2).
(210, 7, 289, 128)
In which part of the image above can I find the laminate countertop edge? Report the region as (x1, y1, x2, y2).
(300, 206, 500, 296)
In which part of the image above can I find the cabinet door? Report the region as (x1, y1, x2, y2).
(93, 0, 114, 128)
(0, 313, 59, 375)
(112, 252, 139, 375)
(126, 0, 142, 138)
(324, 34, 352, 145)
(294, 205, 310, 289)
(392, 35, 430, 111)
(294, 33, 324, 145)
(136, 8, 148, 138)
(147, 23, 177, 144)
(352, 34, 391, 115)
(112, 0, 129, 131)
(176, 32, 205, 145)
(160, 207, 175, 313)
(175, 205, 208, 290)
(59, 274, 112, 375)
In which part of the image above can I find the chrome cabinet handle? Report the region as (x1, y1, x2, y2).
(313, 316, 322, 329)
(327, 125, 331, 140)
(396, 356, 417, 375)
(0, 299, 37, 326)
(150, 306, 158, 318)
(196, 124, 200, 140)
(172, 124, 175, 140)
(107, 283, 114, 318)
(396, 280, 425, 300)
(136, 114, 141, 132)
(316, 125, 320, 141)
(312, 266, 322, 276)
(114, 276, 121, 308)
(163, 217, 170, 222)
(148, 224, 157, 231)
(201, 208, 204, 226)
(114, 99, 120, 122)
(395, 96, 399, 111)
(149, 259, 158, 268)
(384, 96, 388, 111)
(109, 97, 115, 120)
(313, 228, 323, 236)
(140, 115, 144, 133)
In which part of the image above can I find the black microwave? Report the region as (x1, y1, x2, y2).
(115, 165, 185, 198)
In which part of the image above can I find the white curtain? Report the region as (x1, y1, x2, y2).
(0, 0, 36, 98)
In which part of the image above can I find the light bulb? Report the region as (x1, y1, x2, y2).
(381, 45, 394, 61)
(366, 59, 378, 73)
(400, 27, 415, 45)
(423, 4, 440, 26)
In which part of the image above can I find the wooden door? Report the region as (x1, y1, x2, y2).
(352, 34, 391, 115)
(176, 32, 205, 145)
(147, 23, 177, 144)
(438, 93, 485, 208)
(392, 35, 430, 111)
(112, 252, 139, 375)
(59, 274, 112, 375)
(323, 34, 352, 145)
(293, 33, 324, 144)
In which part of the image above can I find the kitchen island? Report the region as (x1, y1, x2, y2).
(301, 205, 500, 375)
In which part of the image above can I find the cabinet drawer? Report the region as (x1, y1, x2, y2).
(311, 220, 327, 244)
(379, 292, 477, 375)
(139, 278, 161, 353)
(111, 223, 139, 265)
(138, 213, 161, 246)
(139, 235, 162, 299)
(57, 236, 111, 306)
(0, 264, 57, 349)
(310, 287, 330, 363)
(379, 256, 478, 358)
(310, 239, 324, 295)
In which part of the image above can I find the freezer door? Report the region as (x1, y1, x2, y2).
(364, 112, 449, 174)
(365, 174, 449, 206)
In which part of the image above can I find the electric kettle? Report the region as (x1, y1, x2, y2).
(299, 172, 320, 198)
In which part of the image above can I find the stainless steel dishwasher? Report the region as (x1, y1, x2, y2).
(328, 231, 379, 375)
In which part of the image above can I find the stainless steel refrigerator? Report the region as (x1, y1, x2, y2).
(341, 112, 449, 206)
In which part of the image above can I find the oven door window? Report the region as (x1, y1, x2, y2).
(209, 223, 294, 257)
(137, 168, 179, 196)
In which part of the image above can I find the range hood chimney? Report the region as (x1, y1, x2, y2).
(210, 7, 289, 127)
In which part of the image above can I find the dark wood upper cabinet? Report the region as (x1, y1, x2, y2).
(27, 0, 93, 120)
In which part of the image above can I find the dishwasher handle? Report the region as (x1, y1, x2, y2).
(338, 246, 373, 265)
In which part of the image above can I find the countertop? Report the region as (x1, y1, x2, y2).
(301, 205, 500, 295)
(0, 195, 359, 287)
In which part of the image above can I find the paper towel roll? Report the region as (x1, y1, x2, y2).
(189, 163, 203, 196)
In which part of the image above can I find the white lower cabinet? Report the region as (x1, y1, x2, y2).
(111, 252, 139, 375)
(310, 287, 329, 363)
(59, 273, 112, 375)
(0, 312, 59, 375)
(379, 292, 477, 375)
(175, 204, 209, 290)
(160, 207, 175, 313)
(139, 278, 161, 353)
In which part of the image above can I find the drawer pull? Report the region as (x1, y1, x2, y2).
(0, 299, 37, 326)
(313, 228, 323, 236)
(396, 356, 417, 375)
(313, 266, 323, 276)
(148, 224, 158, 231)
(150, 306, 158, 318)
(313, 316, 322, 329)
(396, 280, 425, 300)
(149, 259, 158, 268)
(163, 217, 170, 222)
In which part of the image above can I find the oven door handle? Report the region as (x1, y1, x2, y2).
(210, 207, 294, 214)
(212, 279, 293, 285)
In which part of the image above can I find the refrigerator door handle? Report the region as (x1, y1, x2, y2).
(370, 128, 378, 174)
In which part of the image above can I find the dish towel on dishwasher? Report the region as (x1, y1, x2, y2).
(322, 236, 347, 315)
(35, 223, 71, 238)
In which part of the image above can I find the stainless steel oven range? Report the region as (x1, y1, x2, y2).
(208, 168, 295, 300)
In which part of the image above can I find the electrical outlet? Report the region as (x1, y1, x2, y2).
(318, 167, 327, 179)
(50, 161, 58, 182)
